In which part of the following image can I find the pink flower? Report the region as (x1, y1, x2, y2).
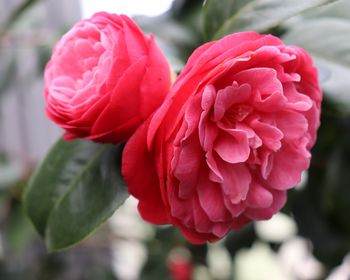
(44, 12, 171, 143)
(122, 32, 322, 243)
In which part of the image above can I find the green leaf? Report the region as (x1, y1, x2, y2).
(203, 0, 245, 40)
(300, 0, 350, 20)
(202, 0, 337, 40)
(24, 139, 129, 251)
(283, 18, 350, 110)
(0, 0, 42, 37)
(135, 15, 196, 72)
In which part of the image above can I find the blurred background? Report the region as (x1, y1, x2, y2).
(1, 0, 350, 279)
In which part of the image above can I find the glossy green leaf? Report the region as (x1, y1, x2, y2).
(283, 18, 350, 110)
(24, 139, 128, 251)
(203, 0, 337, 40)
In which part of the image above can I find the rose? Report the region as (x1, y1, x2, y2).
(123, 32, 322, 243)
(44, 12, 171, 143)
(122, 32, 322, 243)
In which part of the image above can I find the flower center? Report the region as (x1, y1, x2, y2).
(224, 105, 252, 126)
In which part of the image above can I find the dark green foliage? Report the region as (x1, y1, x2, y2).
(24, 139, 128, 251)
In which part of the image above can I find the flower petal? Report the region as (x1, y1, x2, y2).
(214, 130, 250, 163)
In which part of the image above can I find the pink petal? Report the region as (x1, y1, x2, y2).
(223, 198, 246, 217)
(199, 90, 219, 151)
(250, 119, 283, 152)
(275, 110, 308, 140)
(201, 84, 216, 111)
(260, 149, 274, 179)
(197, 171, 231, 222)
(212, 222, 231, 238)
(91, 57, 147, 139)
(234, 67, 283, 97)
(206, 151, 224, 183)
(283, 82, 313, 111)
(233, 68, 288, 111)
(168, 181, 197, 229)
(183, 94, 203, 140)
(246, 181, 273, 208)
(231, 215, 251, 230)
(122, 119, 169, 224)
(121, 14, 148, 59)
(172, 134, 203, 199)
(192, 195, 214, 233)
(213, 82, 251, 122)
(266, 143, 310, 190)
(214, 130, 250, 163)
(245, 189, 287, 220)
(218, 162, 251, 204)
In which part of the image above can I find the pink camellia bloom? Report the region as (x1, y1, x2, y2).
(44, 12, 171, 143)
(122, 32, 322, 243)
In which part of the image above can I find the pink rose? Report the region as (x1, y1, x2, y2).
(122, 32, 322, 243)
(44, 12, 171, 143)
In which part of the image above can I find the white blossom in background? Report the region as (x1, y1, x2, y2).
(111, 240, 147, 280)
(279, 237, 324, 279)
(234, 242, 291, 280)
(255, 212, 297, 243)
(193, 265, 212, 280)
(109, 196, 154, 240)
(109, 197, 154, 279)
(207, 242, 232, 279)
(326, 254, 350, 280)
(295, 171, 308, 190)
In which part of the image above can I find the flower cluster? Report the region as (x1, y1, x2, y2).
(44, 13, 322, 243)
